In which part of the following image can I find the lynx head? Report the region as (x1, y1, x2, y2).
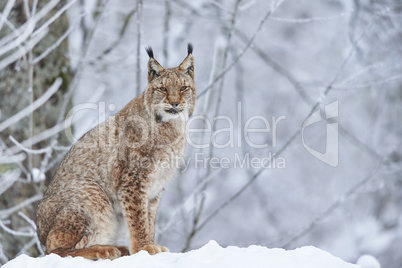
(144, 44, 196, 122)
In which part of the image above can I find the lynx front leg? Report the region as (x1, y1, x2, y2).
(147, 194, 161, 242)
(119, 183, 151, 254)
(119, 181, 168, 255)
(144, 195, 169, 254)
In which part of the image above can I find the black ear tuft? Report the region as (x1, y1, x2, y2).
(146, 47, 164, 82)
(187, 43, 193, 55)
(145, 46, 154, 58)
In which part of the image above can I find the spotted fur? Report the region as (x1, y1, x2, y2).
(36, 44, 196, 259)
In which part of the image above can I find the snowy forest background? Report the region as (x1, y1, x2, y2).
(0, 0, 401, 267)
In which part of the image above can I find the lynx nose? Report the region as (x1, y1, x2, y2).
(170, 103, 179, 108)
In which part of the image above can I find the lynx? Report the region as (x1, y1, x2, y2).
(36, 44, 196, 259)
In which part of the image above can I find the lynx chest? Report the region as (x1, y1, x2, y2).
(147, 143, 184, 200)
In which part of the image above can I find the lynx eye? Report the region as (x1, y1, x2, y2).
(180, 86, 188, 92)
(159, 87, 167, 93)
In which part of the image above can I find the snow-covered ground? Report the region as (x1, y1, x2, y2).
(3, 240, 369, 268)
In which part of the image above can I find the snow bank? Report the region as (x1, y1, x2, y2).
(3, 241, 360, 268)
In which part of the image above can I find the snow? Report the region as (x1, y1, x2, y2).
(31, 168, 45, 183)
(3, 240, 361, 268)
(356, 255, 381, 268)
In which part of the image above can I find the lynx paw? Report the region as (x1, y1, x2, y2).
(139, 244, 169, 255)
(93, 246, 121, 259)
(117, 246, 130, 257)
(89, 246, 121, 260)
(67, 245, 124, 260)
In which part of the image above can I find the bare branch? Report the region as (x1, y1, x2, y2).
(33, 13, 84, 64)
(234, 28, 313, 104)
(195, 129, 300, 234)
(0, 195, 42, 220)
(280, 159, 385, 248)
(156, 169, 222, 235)
(17, 211, 44, 255)
(0, 78, 62, 133)
(9, 136, 50, 154)
(31, 0, 77, 39)
(334, 73, 402, 90)
(269, 10, 353, 23)
(0, 28, 47, 70)
(4, 84, 106, 156)
(135, 0, 143, 97)
(23, 0, 31, 18)
(0, 169, 21, 196)
(0, 13, 19, 36)
(0, 0, 16, 32)
(89, 8, 136, 64)
(17, 212, 37, 231)
(162, 0, 171, 64)
(197, 0, 285, 98)
(0, 16, 35, 57)
(0, 221, 34, 237)
(0, 138, 29, 176)
(0, 0, 60, 48)
(17, 238, 36, 255)
(0, 153, 25, 164)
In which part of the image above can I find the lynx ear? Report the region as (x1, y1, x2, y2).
(179, 43, 194, 79)
(146, 46, 164, 82)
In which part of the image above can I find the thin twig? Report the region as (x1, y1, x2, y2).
(334, 61, 385, 87)
(31, 0, 77, 38)
(23, 0, 31, 18)
(33, 13, 85, 64)
(0, 0, 16, 32)
(333, 73, 402, 90)
(9, 136, 50, 154)
(90, 8, 136, 63)
(0, 153, 26, 164)
(0, 16, 35, 57)
(30, 0, 39, 18)
(157, 169, 222, 235)
(17, 211, 44, 255)
(195, 130, 300, 234)
(197, 0, 285, 98)
(135, 0, 143, 97)
(162, 0, 171, 64)
(0, 221, 34, 237)
(0, 28, 47, 71)
(280, 159, 385, 248)
(17, 238, 36, 255)
(269, 10, 353, 23)
(0, 169, 21, 196)
(17, 212, 37, 230)
(0, 138, 29, 175)
(234, 28, 313, 104)
(27, 1, 35, 177)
